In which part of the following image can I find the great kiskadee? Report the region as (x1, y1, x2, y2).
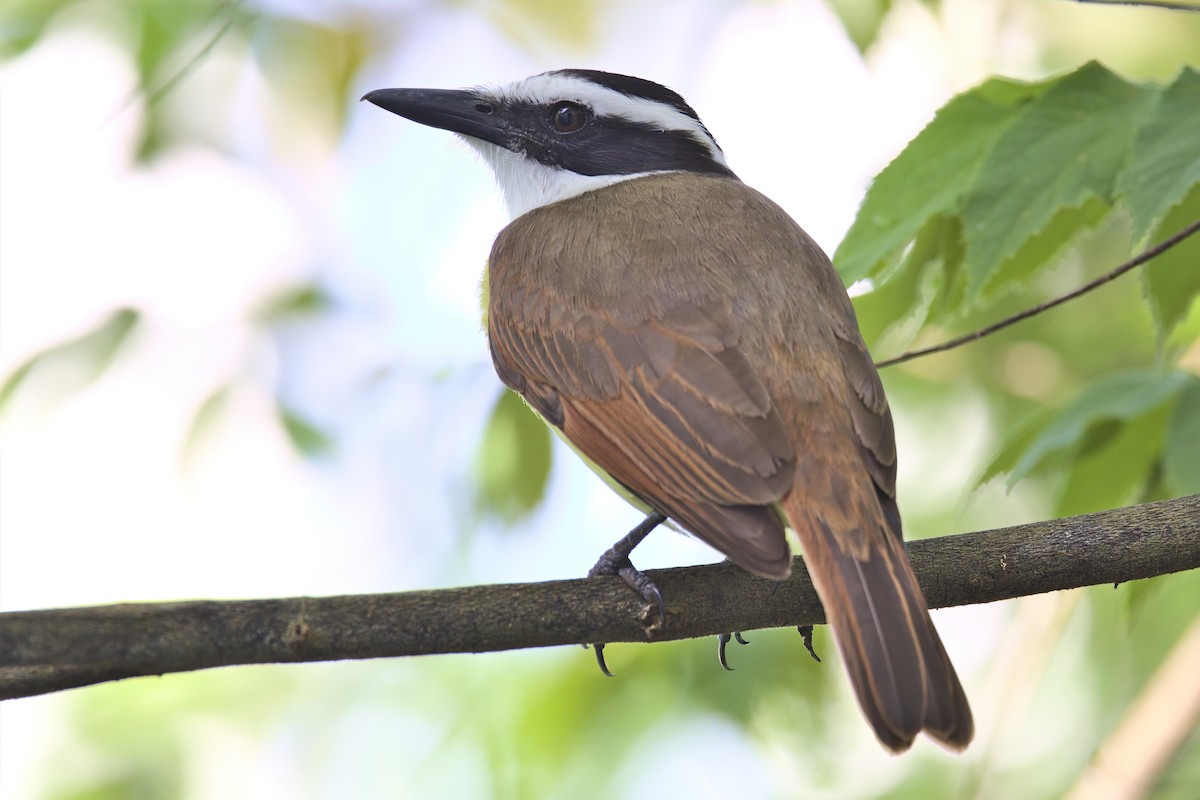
(364, 69, 973, 753)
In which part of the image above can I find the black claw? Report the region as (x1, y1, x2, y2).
(797, 625, 821, 662)
(717, 631, 750, 671)
(617, 564, 666, 628)
(593, 642, 614, 677)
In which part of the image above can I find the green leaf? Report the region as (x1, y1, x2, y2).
(0, 0, 77, 59)
(854, 214, 955, 347)
(253, 15, 372, 140)
(279, 405, 333, 457)
(133, 1, 227, 160)
(852, 257, 924, 351)
(980, 195, 1109, 297)
(825, 0, 893, 53)
(1141, 183, 1200, 340)
(926, 216, 967, 321)
(1164, 378, 1200, 495)
(977, 403, 1050, 487)
(255, 283, 332, 324)
(0, 308, 139, 415)
(1154, 721, 1200, 800)
(1056, 403, 1171, 517)
(1119, 67, 1200, 244)
(472, 389, 553, 523)
(181, 383, 233, 463)
(489, 0, 600, 48)
(963, 62, 1158, 291)
(835, 75, 1049, 284)
(983, 368, 1190, 488)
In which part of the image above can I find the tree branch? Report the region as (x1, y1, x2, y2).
(1, 495, 1197, 701)
(876, 218, 1200, 368)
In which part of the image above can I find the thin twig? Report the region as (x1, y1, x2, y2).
(877, 218, 1200, 368)
(1071, 0, 1200, 11)
(103, 1, 249, 128)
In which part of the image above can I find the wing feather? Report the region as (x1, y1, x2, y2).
(488, 288, 796, 577)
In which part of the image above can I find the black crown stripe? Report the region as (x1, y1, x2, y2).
(554, 69, 703, 123)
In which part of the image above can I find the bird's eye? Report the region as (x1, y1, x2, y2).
(550, 102, 588, 133)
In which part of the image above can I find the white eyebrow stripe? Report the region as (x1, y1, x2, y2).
(482, 73, 729, 169)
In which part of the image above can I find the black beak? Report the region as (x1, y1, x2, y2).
(361, 88, 509, 149)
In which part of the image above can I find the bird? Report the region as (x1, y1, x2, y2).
(363, 69, 973, 753)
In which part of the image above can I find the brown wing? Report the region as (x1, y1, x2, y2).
(487, 285, 796, 578)
(831, 313, 901, 538)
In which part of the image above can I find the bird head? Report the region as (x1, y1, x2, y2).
(363, 69, 737, 218)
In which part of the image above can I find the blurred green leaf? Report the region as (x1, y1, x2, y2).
(487, 0, 600, 48)
(1153, 719, 1200, 800)
(54, 775, 171, 800)
(472, 389, 552, 523)
(0, 308, 139, 415)
(825, 0, 892, 53)
(255, 283, 333, 324)
(1118, 66, 1200, 244)
(134, 0, 252, 160)
(1141, 184, 1200, 342)
(1164, 378, 1200, 495)
(46, 665, 304, 800)
(1082, 570, 1200, 739)
(0, 0, 77, 59)
(978, 405, 1045, 488)
(279, 404, 333, 457)
(963, 63, 1157, 291)
(1056, 403, 1170, 516)
(983, 368, 1190, 488)
(181, 382, 233, 462)
(835, 75, 1048, 285)
(253, 15, 371, 139)
(1121, 572, 1200, 701)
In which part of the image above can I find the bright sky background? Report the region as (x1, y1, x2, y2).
(0, 1, 1058, 796)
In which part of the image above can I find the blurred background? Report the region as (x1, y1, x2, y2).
(1, 0, 1198, 797)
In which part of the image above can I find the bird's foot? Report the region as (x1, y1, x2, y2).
(588, 556, 667, 630)
(585, 512, 668, 676)
(717, 631, 750, 671)
(587, 511, 668, 629)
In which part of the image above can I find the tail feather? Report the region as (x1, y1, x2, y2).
(785, 498, 973, 752)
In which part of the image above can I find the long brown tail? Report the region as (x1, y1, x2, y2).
(782, 493, 973, 752)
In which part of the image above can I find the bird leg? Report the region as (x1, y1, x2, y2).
(587, 511, 668, 623)
(586, 511, 668, 676)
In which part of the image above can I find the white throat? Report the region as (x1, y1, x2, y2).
(465, 139, 657, 219)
